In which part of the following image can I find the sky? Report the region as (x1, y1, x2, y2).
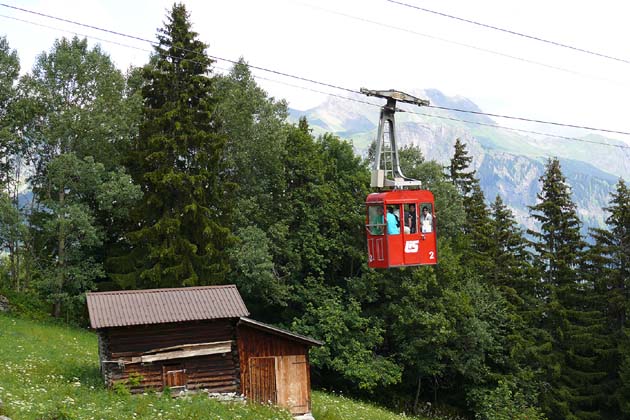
(2, 0, 630, 142)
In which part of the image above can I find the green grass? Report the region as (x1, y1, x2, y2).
(0, 313, 432, 420)
(313, 391, 433, 420)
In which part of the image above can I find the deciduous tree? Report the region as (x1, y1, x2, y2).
(0, 36, 24, 290)
(19, 36, 138, 315)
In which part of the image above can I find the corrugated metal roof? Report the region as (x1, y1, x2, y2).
(238, 317, 324, 347)
(86, 285, 250, 329)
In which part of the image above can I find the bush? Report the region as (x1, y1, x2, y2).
(113, 381, 131, 396)
(0, 288, 50, 320)
(0, 257, 10, 290)
(474, 380, 547, 420)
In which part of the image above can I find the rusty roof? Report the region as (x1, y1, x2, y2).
(86, 285, 249, 329)
(238, 317, 324, 347)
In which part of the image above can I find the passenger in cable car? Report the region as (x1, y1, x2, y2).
(421, 206, 433, 233)
(370, 206, 385, 235)
(406, 204, 416, 234)
(386, 206, 400, 235)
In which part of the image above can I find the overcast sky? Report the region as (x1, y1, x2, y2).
(2, 0, 630, 141)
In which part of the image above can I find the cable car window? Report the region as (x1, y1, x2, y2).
(420, 203, 434, 233)
(367, 205, 385, 235)
(386, 205, 400, 235)
(404, 204, 417, 234)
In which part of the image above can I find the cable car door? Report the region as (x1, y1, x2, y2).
(401, 203, 421, 266)
(417, 203, 437, 265)
(366, 204, 387, 268)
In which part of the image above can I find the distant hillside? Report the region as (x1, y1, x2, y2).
(289, 90, 627, 232)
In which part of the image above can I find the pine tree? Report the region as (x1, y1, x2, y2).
(488, 195, 546, 401)
(589, 179, 630, 418)
(488, 194, 541, 320)
(448, 138, 476, 196)
(528, 158, 606, 420)
(118, 4, 231, 288)
(590, 179, 630, 333)
(447, 138, 492, 272)
(464, 182, 494, 272)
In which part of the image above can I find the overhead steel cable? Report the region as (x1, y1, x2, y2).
(293, 1, 611, 82)
(386, 0, 630, 65)
(0, 2, 151, 44)
(2, 2, 630, 146)
(0, 2, 358, 95)
(402, 109, 630, 150)
(206, 54, 357, 95)
(0, 13, 152, 53)
(427, 105, 630, 137)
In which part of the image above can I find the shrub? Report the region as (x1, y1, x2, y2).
(474, 380, 547, 420)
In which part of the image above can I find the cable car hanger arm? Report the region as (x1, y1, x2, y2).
(361, 88, 430, 189)
(360, 88, 430, 107)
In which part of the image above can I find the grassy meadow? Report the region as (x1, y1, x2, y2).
(0, 313, 432, 420)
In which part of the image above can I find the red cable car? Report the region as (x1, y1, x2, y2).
(366, 190, 437, 268)
(361, 89, 438, 269)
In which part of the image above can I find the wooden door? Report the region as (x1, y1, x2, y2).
(249, 357, 277, 404)
(276, 355, 310, 415)
(162, 364, 186, 390)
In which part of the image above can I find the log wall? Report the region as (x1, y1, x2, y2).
(99, 319, 240, 394)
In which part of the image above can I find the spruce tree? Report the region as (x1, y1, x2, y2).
(528, 158, 606, 420)
(448, 138, 476, 196)
(489, 195, 533, 291)
(447, 138, 492, 272)
(464, 182, 494, 272)
(590, 179, 630, 333)
(589, 179, 630, 418)
(489, 195, 546, 401)
(489, 194, 540, 320)
(119, 4, 230, 288)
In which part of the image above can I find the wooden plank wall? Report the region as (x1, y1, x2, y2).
(237, 325, 311, 414)
(248, 357, 277, 404)
(276, 354, 310, 414)
(99, 319, 240, 393)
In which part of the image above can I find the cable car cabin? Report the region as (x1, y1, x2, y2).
(366, 190, 437, 269)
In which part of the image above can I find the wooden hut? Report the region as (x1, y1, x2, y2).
(86, 285, 322, 416)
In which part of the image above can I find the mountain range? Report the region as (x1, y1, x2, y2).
(289, 89, 630, 233)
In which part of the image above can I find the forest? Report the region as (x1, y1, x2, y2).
(1, 4, 630, 420)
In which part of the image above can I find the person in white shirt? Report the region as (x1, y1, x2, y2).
(421, 206, 433, 233)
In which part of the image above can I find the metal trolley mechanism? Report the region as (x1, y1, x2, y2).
(362, 88, 438, 269)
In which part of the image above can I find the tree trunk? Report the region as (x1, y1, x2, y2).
(15, 245, 20, 291)
(5, 182, 20, 291)
(52, 301, 62, 318)
(9, 241, 18, 291)
(433, 375, 438, 405)
(54, 189, 66, 318)
(413, 375, 422, 413)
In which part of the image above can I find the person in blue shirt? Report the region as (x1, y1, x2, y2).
(370, 206, 385, 235)
(386, 206, 400, 235)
